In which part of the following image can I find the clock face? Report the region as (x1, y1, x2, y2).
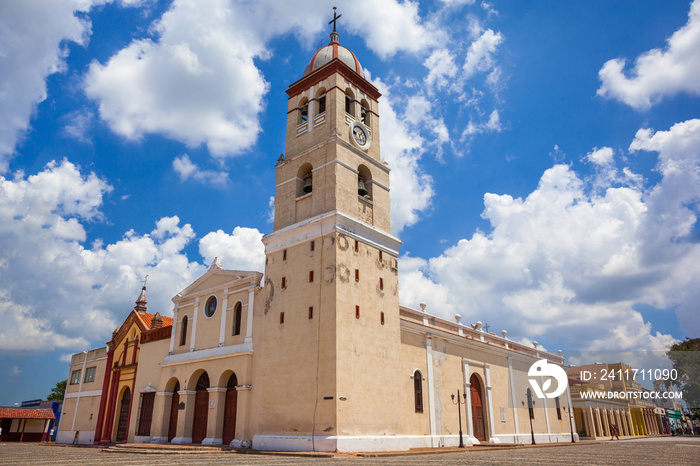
(349, 121, 371, 150)
(353, 125, 367, 144)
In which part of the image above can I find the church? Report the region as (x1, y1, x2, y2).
(57, 17, 577, 452)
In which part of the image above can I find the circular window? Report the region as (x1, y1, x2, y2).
(204, 296, 217, 318)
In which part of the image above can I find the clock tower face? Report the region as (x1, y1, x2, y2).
(350, 121, 370, 150)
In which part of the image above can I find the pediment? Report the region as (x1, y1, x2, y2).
(174, 268, 262, 301)
(110, 311, 148, 348)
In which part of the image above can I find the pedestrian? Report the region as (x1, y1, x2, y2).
(610, 424, 619, 440)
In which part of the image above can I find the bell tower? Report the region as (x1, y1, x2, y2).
(252, 11, 403, 452)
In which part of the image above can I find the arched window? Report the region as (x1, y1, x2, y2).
(180, 315, 188, 346)
(345, 89, 355, 116)
(413, 370, 423, 413)
(357, 164, 372, 199)
(555, 396, 562, 420)
(316, 88, 326, 115)
(527, 388, 534, 419)
(299, 97, 309, 124)
(233, 302, 242, 336)
(360, 99, 370, 125)
(297, 163, 313, 197)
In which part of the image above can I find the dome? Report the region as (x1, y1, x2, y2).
(303, 32, 364, 78)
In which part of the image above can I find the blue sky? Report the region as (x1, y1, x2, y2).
(1, 0, 699, 406)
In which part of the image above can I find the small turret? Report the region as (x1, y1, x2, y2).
(135, 285, 147, 314)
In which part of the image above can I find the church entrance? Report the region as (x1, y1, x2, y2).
(168, 381, 180, 442)
(116, 387, 131, 442)
(222, 373, 238, 444)
(192, 373, 209, 444)
(470, 374, 486, 441)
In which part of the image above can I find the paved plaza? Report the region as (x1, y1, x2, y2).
(0, 437, 698, 465)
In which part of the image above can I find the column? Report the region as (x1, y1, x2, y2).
(602, 409, 610, 436)
(150, 392, 173, 443)
(203, 388, 226, 445)
(595, 408, 603, 437)
(169, 305, 178, 355)
(463, 361, 474, 439)
(172, 390, 196, 444)
(190, 298, 199, 352)
(627, 410, 635, 436)
(218, 289, 229, 347)
(425, 335, 438, 446)
(484, 365, 499, 443)
(235, 385, 252, 442)
(507, 357, 519, 436)
(245, 284, 255, 344)
(581, 409, 589, 437)
(588, 408, 597, 437)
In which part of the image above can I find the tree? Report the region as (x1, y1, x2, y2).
(667, 338, 700, 419)
(47, 379, 66, 401)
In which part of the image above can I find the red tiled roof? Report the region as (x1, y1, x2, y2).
(0, 408, 54, 420)
(138, 312, 173, 329)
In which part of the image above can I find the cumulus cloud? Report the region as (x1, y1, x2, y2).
(173, 154, 228, 186)
(586, 146, 614, 166)
(199, 227, 265, 273)
(84, 0, 272, 157)
(399, 119, 700, 352)
(0, 160, 208, 351)
(597, 0, 700, 110)
(0, 0, 97, 172)
(374, 79, 434, 234)
(83, 0, 445, 160)
(344, 0, 443, 58)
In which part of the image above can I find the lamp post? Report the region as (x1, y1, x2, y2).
(522, 398, 536, 445)
(451, 390, 467, 448)
(564, 404, 575, 443)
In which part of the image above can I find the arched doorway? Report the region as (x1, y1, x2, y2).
(167, 381, 180, 442)
(192, 372, 210, 444)
(116, 387, 131, 442)
(470, 374, 486, 441)
(222, 373, 238, 444)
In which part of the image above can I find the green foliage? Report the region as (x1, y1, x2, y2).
(47, 379, 66, 401)
(667, 338, 700, 418)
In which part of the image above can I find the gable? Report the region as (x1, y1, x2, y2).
(176, 268, 262, 300)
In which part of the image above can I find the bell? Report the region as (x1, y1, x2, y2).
(357, 178, 368, 197)
(303, 176, 313, 193)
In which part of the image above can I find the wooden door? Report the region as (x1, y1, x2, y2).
(192, 390, 209, 443)
(191, 373, 210, 444)
(116, 387, 131, 442)
(470, 374, 486, 441)
(222, 374, 238, 444)
(167, 384, 179, 442)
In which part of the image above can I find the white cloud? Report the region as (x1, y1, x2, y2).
(63, 110, 94, 143)
(597, 0, 700, 110)
(344, 0, 443, 58)
(374, 79, 434, 233)
(463, 29, 504, 79)
(83, 0, 444, 159)
(0, 0, 98, 172)
(399, 119, 700, 351)
(0, 160, 208, 351)
(586, 146, 614, 166)
(462, 109, 502, 138)
(173, 154, 228, 186)
(198, 227, 265, 273)
(423, 49, 458, 93)
(84, 0, 271, 158)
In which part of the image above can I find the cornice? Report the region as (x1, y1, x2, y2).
(286, 59, 381, 100)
